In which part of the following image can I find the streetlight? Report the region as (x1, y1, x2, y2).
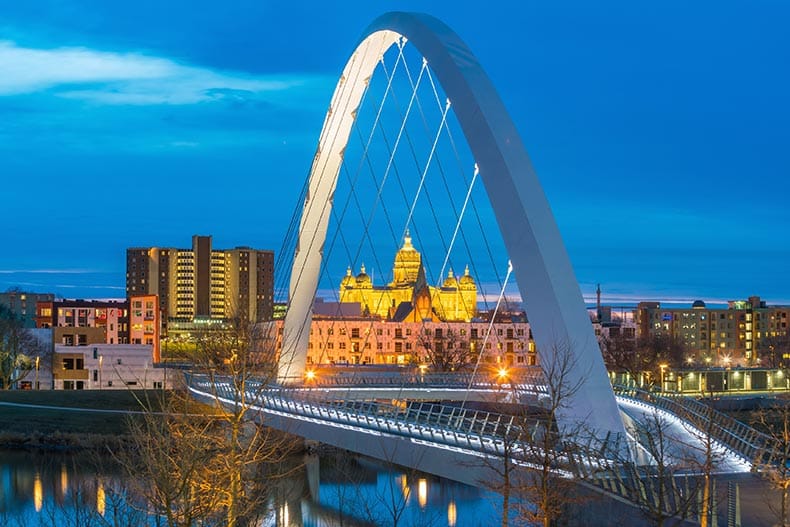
(659, 363, 668, 391)
(98, 355, 103, 390)
(34, 356, 40, 390)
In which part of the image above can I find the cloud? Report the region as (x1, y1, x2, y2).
(0, 268, 100, 274)
(0, 40, 324, 105)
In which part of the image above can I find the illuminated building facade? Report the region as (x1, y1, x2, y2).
(272, 314, 537, 369)
(129, 294, 161, 362)
(637, 295, 790, 366)
(35, 299, 129, 344)
(126, 235, 274, 331)
(338, 233, 477, 322)
(52, 344, 169, 390)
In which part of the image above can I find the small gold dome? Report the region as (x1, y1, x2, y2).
(340, 266, 356, 288)
(355, 263, 372, 287)
(442, 269, 458, 288)
(458, 265, 476, 287)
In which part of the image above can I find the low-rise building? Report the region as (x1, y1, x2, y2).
(52, 344, 171, 390)
(36, 299, 129, 344)
(272, 313, 538, 371)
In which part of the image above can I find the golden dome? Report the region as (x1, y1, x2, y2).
(355, 263, 372, 287)
(458, 265, 476, 287)
(442, 269, 458, 288)
(392, 230, 421, 285)
(340, 266, 356, 288)
(394, 231, 420, 262)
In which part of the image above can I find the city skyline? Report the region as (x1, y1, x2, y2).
(1, 1, 788, 304)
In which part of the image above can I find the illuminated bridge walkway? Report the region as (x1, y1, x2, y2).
(185, 372, 774, 505)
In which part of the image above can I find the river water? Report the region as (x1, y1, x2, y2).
(0, 449, 501, 526)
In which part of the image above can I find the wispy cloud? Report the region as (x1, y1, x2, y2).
(0, 40, 323, 105)
(0, 268, 100, 274)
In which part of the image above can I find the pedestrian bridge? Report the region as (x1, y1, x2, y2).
(185, 372, 772, 502)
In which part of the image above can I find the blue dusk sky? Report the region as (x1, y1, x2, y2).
(0, 1, 788, 305)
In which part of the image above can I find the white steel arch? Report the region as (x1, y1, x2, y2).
(279, 12, 626, 442)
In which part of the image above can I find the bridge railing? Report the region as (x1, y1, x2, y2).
(186, 373, 602, 469)
(290, 370, 547, 392)
(613, 384, 779, 465)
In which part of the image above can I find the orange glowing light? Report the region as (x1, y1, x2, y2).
(97, 481, 106, 516)
(34, 473, 43, 512)
(448, 500, 457, 526)
(418, 478, 428, 508)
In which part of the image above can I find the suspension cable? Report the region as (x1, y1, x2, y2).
(461, 259, 513, 409)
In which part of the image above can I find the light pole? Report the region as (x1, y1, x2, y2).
(34, 356, 40, 390)
(659, 363, 668, 392)
(98, 355, 103, 390)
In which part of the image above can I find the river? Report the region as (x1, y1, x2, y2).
(0, 449, 501, 526)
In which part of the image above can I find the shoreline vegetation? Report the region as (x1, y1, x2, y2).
(0, 389, 204, 451)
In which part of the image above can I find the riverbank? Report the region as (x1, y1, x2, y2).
(0, 390, 188, 451)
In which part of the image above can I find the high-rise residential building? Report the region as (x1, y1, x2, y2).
(126, 235, 274, 331)
(636, 295, 790, 366)
(0, 291, 55, 328)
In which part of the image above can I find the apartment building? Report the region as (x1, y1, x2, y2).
(126, 235, 274, 333)
(636, 295, 790, 366)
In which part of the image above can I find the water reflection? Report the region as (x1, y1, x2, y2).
(448, 500, 457, 527)
(33, 472, 42, 512)
(418, 478, 428, 508)
(60, 463, 68, 498)
(1, 449, 499, 526)
(97, 479, 105, 516)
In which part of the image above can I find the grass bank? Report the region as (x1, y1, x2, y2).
(0, 390, 203, 450)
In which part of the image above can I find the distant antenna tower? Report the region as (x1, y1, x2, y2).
(596, 283, 602, 322)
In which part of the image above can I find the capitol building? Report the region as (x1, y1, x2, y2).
(338, 232, 478, 322)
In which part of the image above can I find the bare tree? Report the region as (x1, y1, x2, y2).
(339, 445, 441, 527)
(754, 394, 790, 526)
(0, 303, 44, 389)
(118, 317, 294, 527)
(417, 328, 472, 372)
(482, 340, 593, 527)
(760, 334, 790, 369)
(603, 333, 685, 388)
(613, 410, 699, 527)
